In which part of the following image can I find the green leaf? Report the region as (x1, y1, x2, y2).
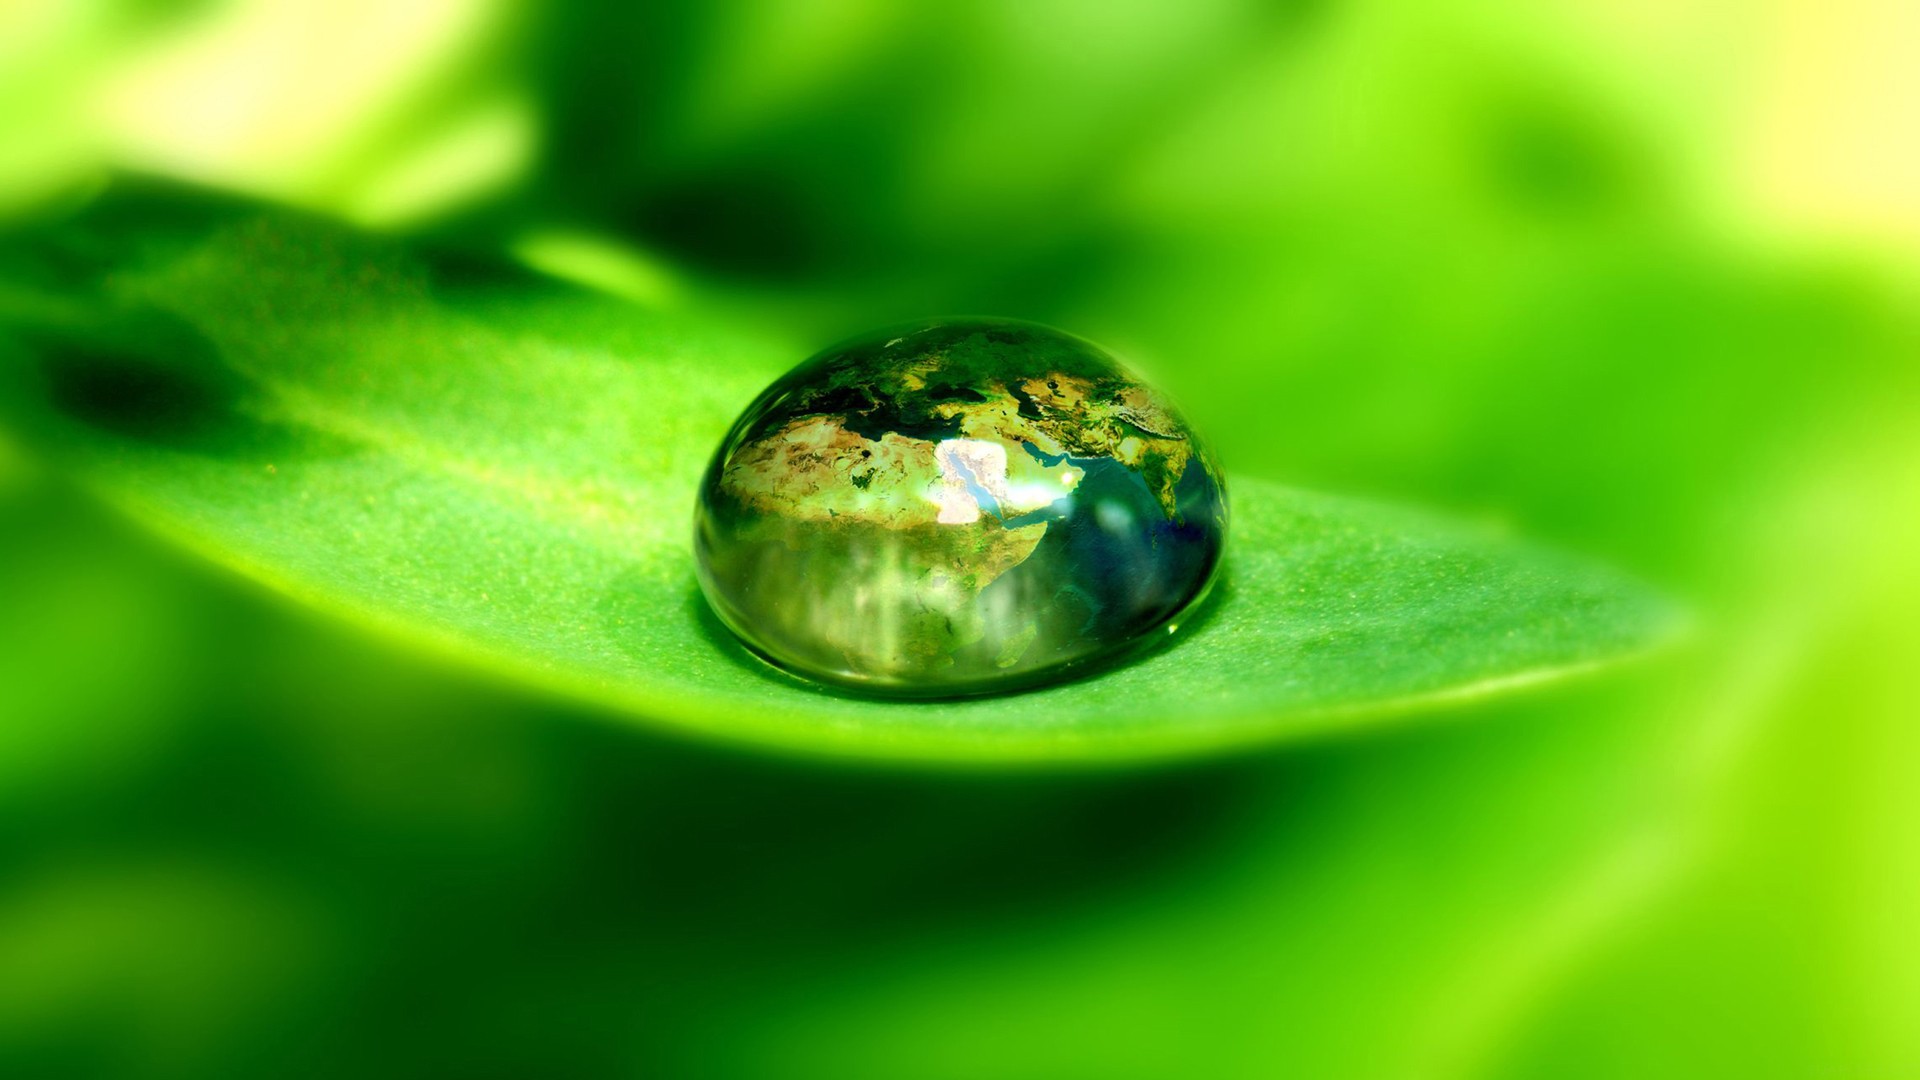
(0, 185, 1678, 764)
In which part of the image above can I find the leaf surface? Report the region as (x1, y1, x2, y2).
(0, 188, 1678, 763)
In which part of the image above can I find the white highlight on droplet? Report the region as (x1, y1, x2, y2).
(934, 439, 1013, 524)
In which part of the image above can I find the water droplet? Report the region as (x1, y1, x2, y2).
(693, 318, 1228, 696)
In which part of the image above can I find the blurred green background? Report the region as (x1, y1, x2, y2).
(2, 0, 1918, 1076)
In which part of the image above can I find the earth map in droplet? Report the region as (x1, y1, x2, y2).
(693, 318, 1227, 696)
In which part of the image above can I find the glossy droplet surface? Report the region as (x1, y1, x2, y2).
(693, 318, 1228, 696)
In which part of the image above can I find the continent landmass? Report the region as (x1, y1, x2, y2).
(723, 330, 1200, 527)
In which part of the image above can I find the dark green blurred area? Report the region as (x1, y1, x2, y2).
(3, 1, 1918, 1077)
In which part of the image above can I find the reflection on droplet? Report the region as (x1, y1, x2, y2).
(693, 317, 1228, 697)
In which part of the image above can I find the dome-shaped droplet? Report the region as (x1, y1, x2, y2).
(693, 318, 1228, 696)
